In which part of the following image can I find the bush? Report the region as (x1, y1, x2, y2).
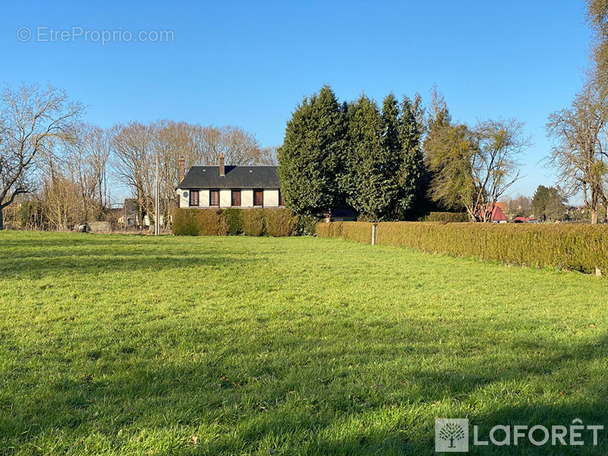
(224, 208, 243, 235)
(319, 221, 608, 274)
(296, 215, 320, 236)
(426, 212, 469, 223)
(195, 209, 228, 236)
(172, 209, 199, 236)
(241, 209, 265, 236)
(264, 208, 298, 237)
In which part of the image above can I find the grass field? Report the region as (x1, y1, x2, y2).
(0, 231, 607, 455)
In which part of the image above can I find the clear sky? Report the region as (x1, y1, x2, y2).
(0, 0, 592, 200)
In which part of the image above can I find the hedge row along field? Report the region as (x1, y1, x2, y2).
(172, 208, 299, 236)
(317, 221, 608, 274)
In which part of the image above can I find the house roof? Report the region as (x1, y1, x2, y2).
(490, 205, 508, 222)
(177, 165, 280, 189)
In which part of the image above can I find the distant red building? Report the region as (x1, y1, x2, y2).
(489, 204, 508, 223)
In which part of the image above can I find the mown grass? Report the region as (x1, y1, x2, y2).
(0, 231, 607, 455)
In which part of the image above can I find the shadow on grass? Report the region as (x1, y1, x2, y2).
(1, 329, 607, 455)
(0, 237, 270, 280)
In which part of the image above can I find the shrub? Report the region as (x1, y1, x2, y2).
(224, 208, 243, 235)
(240, 209, 265, 236)
(195, 209, 228, 236)
(172, 209, 199, 236)
(426, 212, 469, 223)
(264, 208, 298, 237)
(296, 215, 320, 236)
(342, 222, 375, 244)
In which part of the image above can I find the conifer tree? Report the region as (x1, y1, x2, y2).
(277, 85, 346, 216)
(343, 95, 396, 220)
(395, 95, 426, 218)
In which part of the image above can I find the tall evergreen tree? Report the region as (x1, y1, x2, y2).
(394, 95, 425, 219)
(343, 95, 397, 220)
(277, 85, 346, 216)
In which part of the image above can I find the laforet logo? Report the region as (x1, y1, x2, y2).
(436, 419, 469, 452)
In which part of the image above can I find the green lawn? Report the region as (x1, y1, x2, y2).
(0, 231, 607, 455)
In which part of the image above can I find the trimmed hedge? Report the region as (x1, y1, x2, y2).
(172, 208, 298, 237)
(196, 209, 228, 236)
(265, 208, 300, 237)
(317, 221, 375, 244)
(426, 212, 469, 223)
(318, 221, 608, 274)
(171, 208, 198, 236)
(224, 208, 243, 235)
(242, 209, 265, 236)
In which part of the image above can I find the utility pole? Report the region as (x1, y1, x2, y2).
(155, 152, 160, 236)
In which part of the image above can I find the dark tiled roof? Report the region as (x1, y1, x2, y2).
(178, 166, 280, 189)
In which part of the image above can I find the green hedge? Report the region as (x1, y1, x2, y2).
(171, 209, 199, 236)
(172, 208, 298, 237)
(318, 221, 608, 274)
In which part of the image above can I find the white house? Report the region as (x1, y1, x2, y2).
(176, 154, 284, 209)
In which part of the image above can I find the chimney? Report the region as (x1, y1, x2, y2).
(178, 156, 185, 182)
(219, 153, 225, 176)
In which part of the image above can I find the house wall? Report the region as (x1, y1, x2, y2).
(200, 189, 210, 208)
(177, 188, 282, 209)
(265, 189, 279, 207)
(178, 189, 189, 208)
(220, 189, 231, 208)
(241, 189, 254, 208)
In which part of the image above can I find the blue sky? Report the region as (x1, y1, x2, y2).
(1, 0, 591, 200)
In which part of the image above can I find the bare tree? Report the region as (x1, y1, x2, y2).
(505, 194, 532, 217)
(60, 123, 111, 223)
(41, 162, 80, 230)
(471, 119, 528, 221)
(110, 121, 155, 228)
(0, 84, 83, 230)
(547, 83, 608, 224)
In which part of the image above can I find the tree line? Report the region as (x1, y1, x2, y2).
(278, 85, 528, 222)
(544, 0, 608, 224)
(0, 84, 276, 231)
(3, 0, 607, 230)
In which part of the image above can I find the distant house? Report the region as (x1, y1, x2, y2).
(479, 204, 508, 223)
(176, 154, 284, 209)
(120, 199, 142, 227)
(490, 205, 508, 223)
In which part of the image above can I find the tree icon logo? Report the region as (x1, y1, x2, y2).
(435, 418, 469, 452)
